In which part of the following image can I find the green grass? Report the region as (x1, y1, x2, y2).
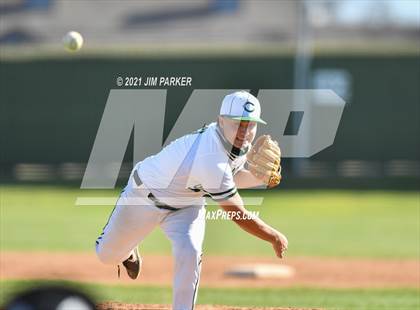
(1, 185, 419, 258)
(1, 280, 419, 310)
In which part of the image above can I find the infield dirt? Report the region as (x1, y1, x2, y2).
(1, 252, 419, 288)
(96, 303, 321, 310)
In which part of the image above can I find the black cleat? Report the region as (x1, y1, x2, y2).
(122, 247, 141, 280)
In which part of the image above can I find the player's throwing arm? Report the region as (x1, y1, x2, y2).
(218, 192, 288, 258)
(220, 135, 287, 258)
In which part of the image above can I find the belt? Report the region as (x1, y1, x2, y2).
(133, 170, 179, 212)
(147, 192, 179, 211)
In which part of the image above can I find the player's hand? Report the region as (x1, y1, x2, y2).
(272, 232, 288, 258)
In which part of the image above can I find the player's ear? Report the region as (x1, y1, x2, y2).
(217, 116, 224, 129)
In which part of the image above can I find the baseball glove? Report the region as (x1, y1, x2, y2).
(246, 135, 281, 188)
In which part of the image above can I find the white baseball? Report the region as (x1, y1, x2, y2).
(63, 31, 83, 52)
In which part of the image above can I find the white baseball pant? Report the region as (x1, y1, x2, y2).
(95, 186, 206, 310)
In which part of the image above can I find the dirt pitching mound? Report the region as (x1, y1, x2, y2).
(96, 302, 320, 310)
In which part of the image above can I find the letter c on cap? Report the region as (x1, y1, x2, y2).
(243, 102, 255, 112)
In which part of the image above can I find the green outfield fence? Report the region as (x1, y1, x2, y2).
(1, 50, 419, 188)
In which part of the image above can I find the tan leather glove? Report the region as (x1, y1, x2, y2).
(246, 135, 281, 188)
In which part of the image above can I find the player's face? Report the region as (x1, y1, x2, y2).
(218, 116, 257, 149)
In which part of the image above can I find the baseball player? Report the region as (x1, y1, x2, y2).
(95, 91, 288, 310)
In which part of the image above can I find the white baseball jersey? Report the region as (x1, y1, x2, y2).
(123, 122, 247, 207)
